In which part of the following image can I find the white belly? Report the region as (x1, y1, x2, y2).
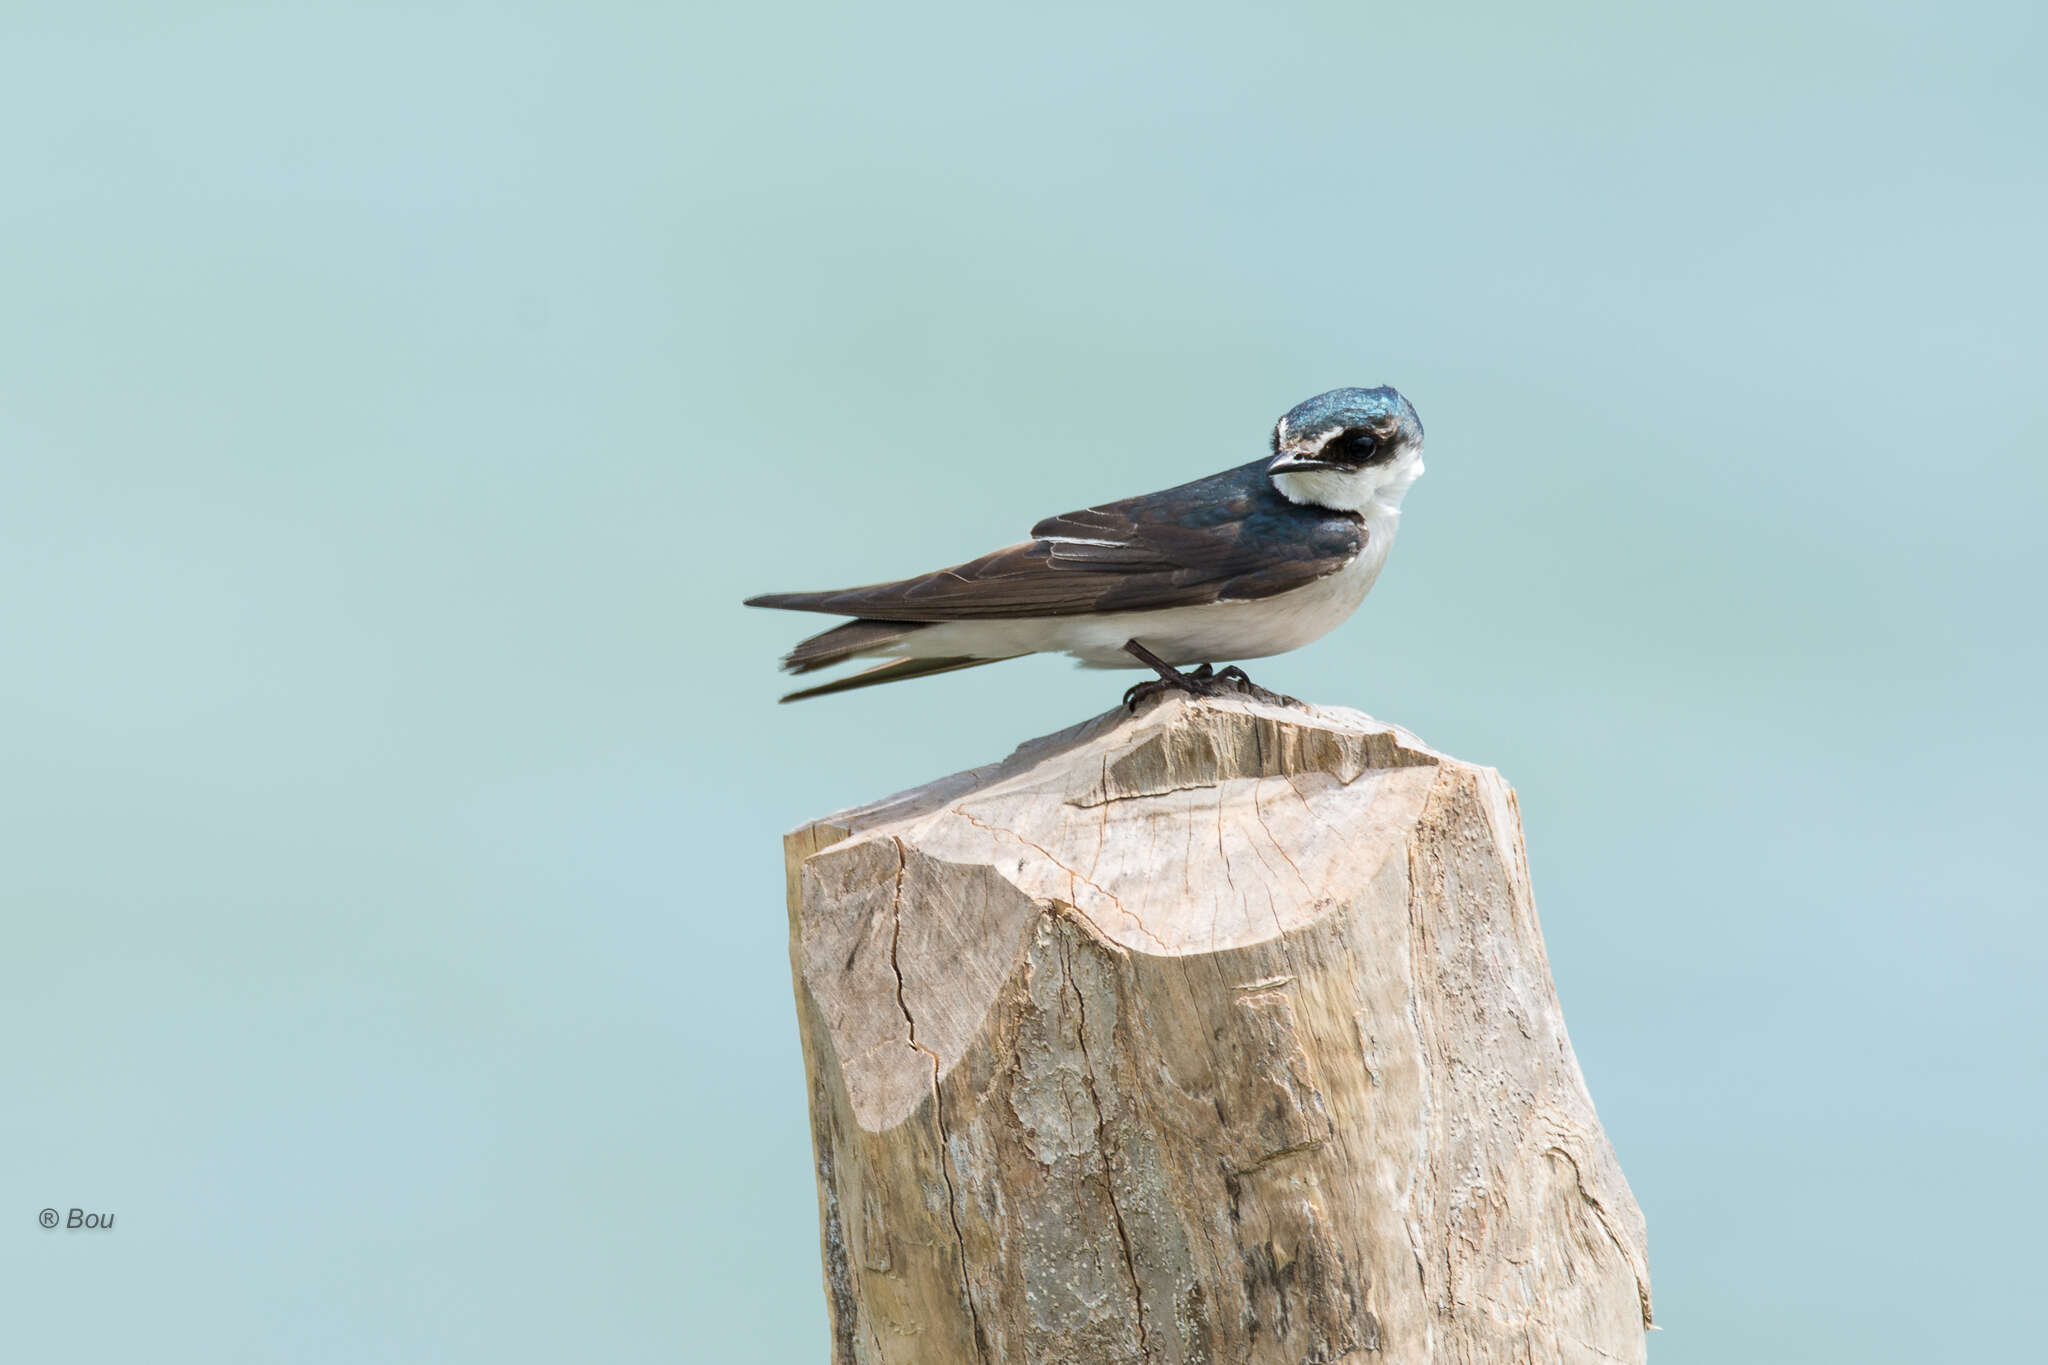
(901, 511, 1399, 669)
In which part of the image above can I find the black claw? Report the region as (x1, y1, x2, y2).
(1211, 664, 1300, 706)
(1119, 639, 1302, 711)
(1123, 679, 1162, 711)
(1124, 674, 1225, 712)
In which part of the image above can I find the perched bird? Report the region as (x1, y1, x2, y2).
(746, 386, 1426, 705)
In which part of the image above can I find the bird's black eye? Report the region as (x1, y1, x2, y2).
(1326, 428, 1380, 465)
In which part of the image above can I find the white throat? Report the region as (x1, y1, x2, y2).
(1271, 447, 1426, 517)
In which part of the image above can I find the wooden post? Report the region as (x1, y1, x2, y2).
(782, 694, 1650, 1364)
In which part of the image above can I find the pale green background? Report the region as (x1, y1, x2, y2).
(4, 2, 2043, 1360)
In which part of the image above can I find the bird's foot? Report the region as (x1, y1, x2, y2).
(1122, 673, 1215, 710)
(1209, 665, 1301, 708)
(1122, 661, 1300, 712)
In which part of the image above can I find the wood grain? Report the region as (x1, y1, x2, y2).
(783, 693, 1650, 1364)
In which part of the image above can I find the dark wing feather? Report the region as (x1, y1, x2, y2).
(745, 460, 1364, 622)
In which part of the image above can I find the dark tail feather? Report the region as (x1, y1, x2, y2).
(779, 654, 1020, 703)
(782, 618, 924, 674)
(745, 590, 846, 613)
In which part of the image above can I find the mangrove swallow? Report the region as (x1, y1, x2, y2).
(745, 386, 1426, 704)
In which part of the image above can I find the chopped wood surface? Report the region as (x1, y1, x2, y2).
(782, 693, 1650, 1364)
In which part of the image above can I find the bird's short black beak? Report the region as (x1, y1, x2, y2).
(1269, 451, 1339, 474)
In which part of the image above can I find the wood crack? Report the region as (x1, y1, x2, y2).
(1058, 922, 1151, 1360)
(886, 836, 990, 1364)
(954, 806, 1170, 953)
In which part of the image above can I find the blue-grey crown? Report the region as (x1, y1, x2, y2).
(1272, 386, 1424, 453)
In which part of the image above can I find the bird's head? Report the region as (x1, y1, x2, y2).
(1267, 386, 1425, 514)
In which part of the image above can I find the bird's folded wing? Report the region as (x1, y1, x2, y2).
(746, 460, 1366, 621)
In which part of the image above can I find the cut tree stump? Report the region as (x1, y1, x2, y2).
(781, 694, 1650, 1365)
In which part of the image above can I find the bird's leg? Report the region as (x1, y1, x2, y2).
(1122, 640, 1215, 709)
(1123, 638, 1193, 684)
(1119, 642, 1299, 710)
(1120, 640, 1301, 710)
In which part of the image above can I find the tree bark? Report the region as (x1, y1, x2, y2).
(782, 693, 1650, 1364)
